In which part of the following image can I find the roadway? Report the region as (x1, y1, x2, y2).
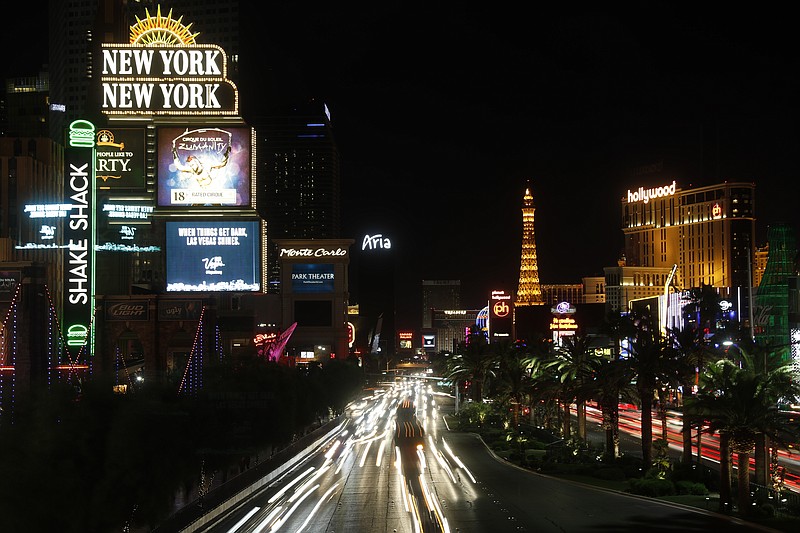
(583, 404, 800, 493)
(195, 380, 776, 532)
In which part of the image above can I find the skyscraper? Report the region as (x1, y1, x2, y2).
(515, 186, 544, 306)
(622, 180, 756, 323)
(253, 100, 341, 294)
(421, 280, 461, 330)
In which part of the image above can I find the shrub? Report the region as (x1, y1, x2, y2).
(482, 428, 506, 444)
(675, 480, 709, 495)
(593, 466, 626, 481)
(494, 449, 513, 460)
(627, 477, 675, 497)
(542, 462, 595, 476)
(754, 503, 775, 518)
(491, 441, 509, 452)
(670, 461, 716, 489)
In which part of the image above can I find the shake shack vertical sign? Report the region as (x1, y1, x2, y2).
(105, 300, 149, 321)
(63, 120, 95, 351)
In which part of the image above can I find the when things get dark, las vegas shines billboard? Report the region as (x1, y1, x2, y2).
(166, 220, 260, 292)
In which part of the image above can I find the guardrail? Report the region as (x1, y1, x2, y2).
(153, 417, 344, 533)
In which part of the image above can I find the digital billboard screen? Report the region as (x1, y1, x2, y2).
(166, 220, 260, 292)
(96, 194, 159, 253)
(157, 126, 251, 207)
(95, 128, 145, 189)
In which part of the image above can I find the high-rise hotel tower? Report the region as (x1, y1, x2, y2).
(621, 180, 756, 323)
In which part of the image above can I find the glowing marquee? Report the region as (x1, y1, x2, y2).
(362, 234, 391, 251)
(549, 317, 578, 330)
(626, 180, 676, 204)
(99, 7, 237, 116)
(280, 247, 348, 258)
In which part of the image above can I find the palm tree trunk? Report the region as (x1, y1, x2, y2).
(562, 401, 571, 440)
(611, 401, 620, 458)
(719, 432, 732, 513)
(737, 451, 752, 515)
(657, 389, 668, 440)
(602, 405, 614, 462)
(640, 389, 654, 467)
(696, 424, 703, 465)
(600, 396, 621, 460)
(577, 401, 586, 441)
(681, 387, 694, 464)
(754, 433, 768, 487)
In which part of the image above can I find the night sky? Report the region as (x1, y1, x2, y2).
(5, 3, 800, 332)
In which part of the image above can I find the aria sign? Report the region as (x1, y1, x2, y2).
(362, 234, 391, 251)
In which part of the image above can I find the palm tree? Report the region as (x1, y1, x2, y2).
(677, 284, 723, 466)
(669, 326, 717, 465)
(686, 348, 800, 515)
(595, 309, 639, 461)
(445, 325, 495, 402)
(548, 334, 600, 442)
(582, 352, 635, 461)
(624, 310, 677, 468)
(526, 350, 563, 434)
(489, 341, 535, 427)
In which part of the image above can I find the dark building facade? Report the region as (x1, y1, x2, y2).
(253, 101, 341, 294)
(351, 232, 395, 356)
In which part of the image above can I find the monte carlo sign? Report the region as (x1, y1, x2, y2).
(99, 8, 237, 116)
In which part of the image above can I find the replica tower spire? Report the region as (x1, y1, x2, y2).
(515, 185, 544, 306)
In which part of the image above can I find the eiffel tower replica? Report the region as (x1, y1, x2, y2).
(515, 185, 544, 306)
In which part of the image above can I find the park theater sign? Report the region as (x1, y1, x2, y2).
(99, 7, 237, 116)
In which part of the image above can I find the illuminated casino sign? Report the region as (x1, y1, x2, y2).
(626, 180, 676, 204)
(550, 317, 578, 330)
(99, 7, 237, 116)
(362, 234, 391, 251)
(491, 290, 512, 318)
(551, 301, 576, 315)
(712, 202, 722, 219)
(490, 289, 513, 339)
(279, 247, 348, 258)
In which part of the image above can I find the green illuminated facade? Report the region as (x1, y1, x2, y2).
(753, 223, 798, 365)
